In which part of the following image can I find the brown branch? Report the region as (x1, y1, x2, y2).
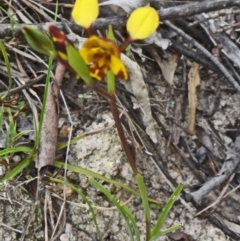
(158, 0, 240, 20)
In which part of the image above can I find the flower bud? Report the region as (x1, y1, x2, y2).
(22, 26, 56, 56)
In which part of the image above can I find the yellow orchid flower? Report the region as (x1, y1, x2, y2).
(72, 0, 99, 29)
(79, 35, 128, 81)
(127, 7, 159, 40)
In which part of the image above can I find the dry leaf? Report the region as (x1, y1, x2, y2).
(172, 95, 183, 144)
(37, 63, 66, 171)
(147, 45, 178, 86)
(145, 32, 171, 50)
(188, 62, 200, 134)
(160, 54, 179, 85)
(120, 54, 157, 143)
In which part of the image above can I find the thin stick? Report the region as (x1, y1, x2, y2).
(195, 173, 235, 216)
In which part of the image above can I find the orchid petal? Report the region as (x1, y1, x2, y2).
(82, 35, 119, 57)
(72, 0, 99, 29)
(127, 7, 159, 40)
(109, 55, 128, 80)
(48, 25, 70, 61)
(79, 35, 126, 81)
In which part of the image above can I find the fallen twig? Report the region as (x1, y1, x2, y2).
(189, 136, 240, 203)
(157, 0, 240, 20)
(195, 173, 235, 216)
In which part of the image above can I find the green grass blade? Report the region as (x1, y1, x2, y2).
(54, 0, 59, 22)
(0, 6, 19, 29)
(0, 157, 32, 187)
(13, 131, 27, 143)
(54, 161, 161, 205)
(121, 205, 141, 241)
(0, 146, 33, 156)
(50, 177, 102, 240)
(151, 184, 183, 238)
(0, 40, 12, 99)
(135, 173, 151, 240)
(4, 126, 10, 149)
(54, 161, 159, 205)
(89, 178, 135, 241)
(150, 224, 182, 241)
(56, 132, 86, 150)
(54, 161, 139, 198)
(7, 108, 16, 145)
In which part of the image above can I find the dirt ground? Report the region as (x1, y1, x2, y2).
(0, 0, 240, 241)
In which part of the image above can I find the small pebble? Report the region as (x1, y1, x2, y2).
(60, 233, 69, 241)
(12, 155, 21, 163)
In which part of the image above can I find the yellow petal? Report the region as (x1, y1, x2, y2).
(58, 51, 68, 61)
(98, 55, 110, 67)
(79, 48, 90, 63)
(79, 47, 102, 63)
(82, 35, 119, 57)
(109, 55, 128, 80)
(72, 0, 99, 29)
(127, 7, 159, 40)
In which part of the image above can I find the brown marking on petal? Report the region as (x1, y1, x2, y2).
(48, 25, 74, 55)
(93, 53, 103, 60)
(99, 37, 120, 57)
(49, 26, 67, 43)
(116, 70, 127, 80)
(54, 42, 66, 54)
(98, 65, 108, 79)
(51, 41, 69, 62)
(89, 65, 107, 80)
(84, 35, 120, 58)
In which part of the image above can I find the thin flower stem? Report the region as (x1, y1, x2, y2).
(93, 86, 138, 175)
(86, 27, 92, 37)
(119, 36, 132, 53)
